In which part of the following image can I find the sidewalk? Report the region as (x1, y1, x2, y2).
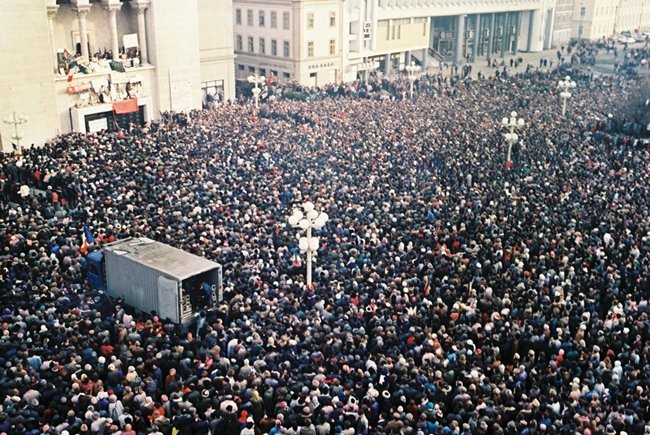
(422, 41, 648, 78)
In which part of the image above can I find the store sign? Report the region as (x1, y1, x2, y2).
(308, 61, 336, 70)
(363, 21, 372, 40)
(440, 31, 454, 39)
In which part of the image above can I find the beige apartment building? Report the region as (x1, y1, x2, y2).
(573, 0, 650, 40)
(553, 0, 575, 47)
(234, 0, 559, 86)
(0, 0, 236, 150)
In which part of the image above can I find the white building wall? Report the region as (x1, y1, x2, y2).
(198, 0, 237, 102)
(573, 0, 617, 40)
(148, 0, 203, 112)
(0, 0, 58, 151)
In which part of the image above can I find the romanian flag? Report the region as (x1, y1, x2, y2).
(80, 225, 94, 255)
(84, 226, 95, 245)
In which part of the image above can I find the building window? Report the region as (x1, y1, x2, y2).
(248, 66, 256, 74)
(271, 11, 277, 28)
(283, 40, 290, 57)
(271, 39, 278, 56)
(307, 41, 314, 57)
(259, 68, 267, 76)
(307, 13, 315, 29)
(330, 11, 336, 27)
(259, 38, 266, 54)
(259, 10, 265, 27)
(247, 9, 253, 26)
(248, 36, 254, 52)
(270, 69, 278, 77)
(236, 9, 242, 25)
(236, 35, 242, 51)
(201, 80, 224, 102)
(329, 39, 336, 55)
(283, 11, 290, 30)
(283, 72, 291, 80)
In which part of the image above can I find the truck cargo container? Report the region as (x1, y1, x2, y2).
(86, 237, 222, 324)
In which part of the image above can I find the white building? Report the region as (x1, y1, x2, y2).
(572, 0, 650, 41)
(234, 0, 558, 86)
(0, 0, 236, 151)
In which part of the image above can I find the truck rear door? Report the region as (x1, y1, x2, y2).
(157, 276, 180, 323)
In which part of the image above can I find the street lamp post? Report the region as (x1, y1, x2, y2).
(288, 201, 329, 289)
(247, 73, 266, 109)
(501, 110, 525, 169)
(558, 75, 577, 117)
(3, 112, 29, 156)
(405, 61, 421, 98)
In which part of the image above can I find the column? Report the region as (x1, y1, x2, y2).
(102, 0, 122, 61)
(455, 15, 466, 64)
(472, 14, 481, 62)
(512, 12, 521, 53)
(501, 13, 509, 58)
(74, 3, 92, 61)
(528, 9, 542, 52)
(487, 13, 495, 57)
(130, 0, 151, 64)
(46, 1, 60, 73)
(405, 50, 411, 67)
(421, 48, 428, 71)
(384, 52, 391, 74)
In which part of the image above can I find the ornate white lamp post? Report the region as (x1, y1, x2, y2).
(288, 201, 328, 289)
(247, 73, 266, 109)
(3, 112, 28, 156)
(558, 75, 577, 117)
(501, 111, 525, 169)
(405, 61, 421, 98)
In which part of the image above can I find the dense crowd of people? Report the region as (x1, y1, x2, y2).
(0, 60, 648, 435)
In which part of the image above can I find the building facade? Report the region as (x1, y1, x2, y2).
(234, 0, 558, 86)
(552, 0, 575, 47)
(233, 0, 345, 86)
(572, 0, 650, 41)
(0, 0, 236, 151)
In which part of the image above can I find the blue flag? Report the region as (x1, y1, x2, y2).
(83, 226, 95, 245)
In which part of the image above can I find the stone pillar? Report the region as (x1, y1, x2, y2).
(422, 48, 427, 71)
(405, 50, 411, 67)
(472, 14, 481, 62)
(512, 12, 521, 53)
(46, 1, 60, 73)
(528, 9, 542, 52)
(384, 52, 391, 74)
(487, 13, 495, 57)
(455, 15, 466, 64)
(501, 13, 509, 58)
(74, 3, 92, 61)
(131, 0, 151, 64)
(102, 0, 122, 61)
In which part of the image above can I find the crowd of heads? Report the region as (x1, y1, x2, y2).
(0, 60, 648, 435)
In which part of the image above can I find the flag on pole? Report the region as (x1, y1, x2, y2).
(80, 233, 90, 255)
(83, 225, 95, 245)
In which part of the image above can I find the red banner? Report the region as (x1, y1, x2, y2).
(112, 98, 138, 114)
